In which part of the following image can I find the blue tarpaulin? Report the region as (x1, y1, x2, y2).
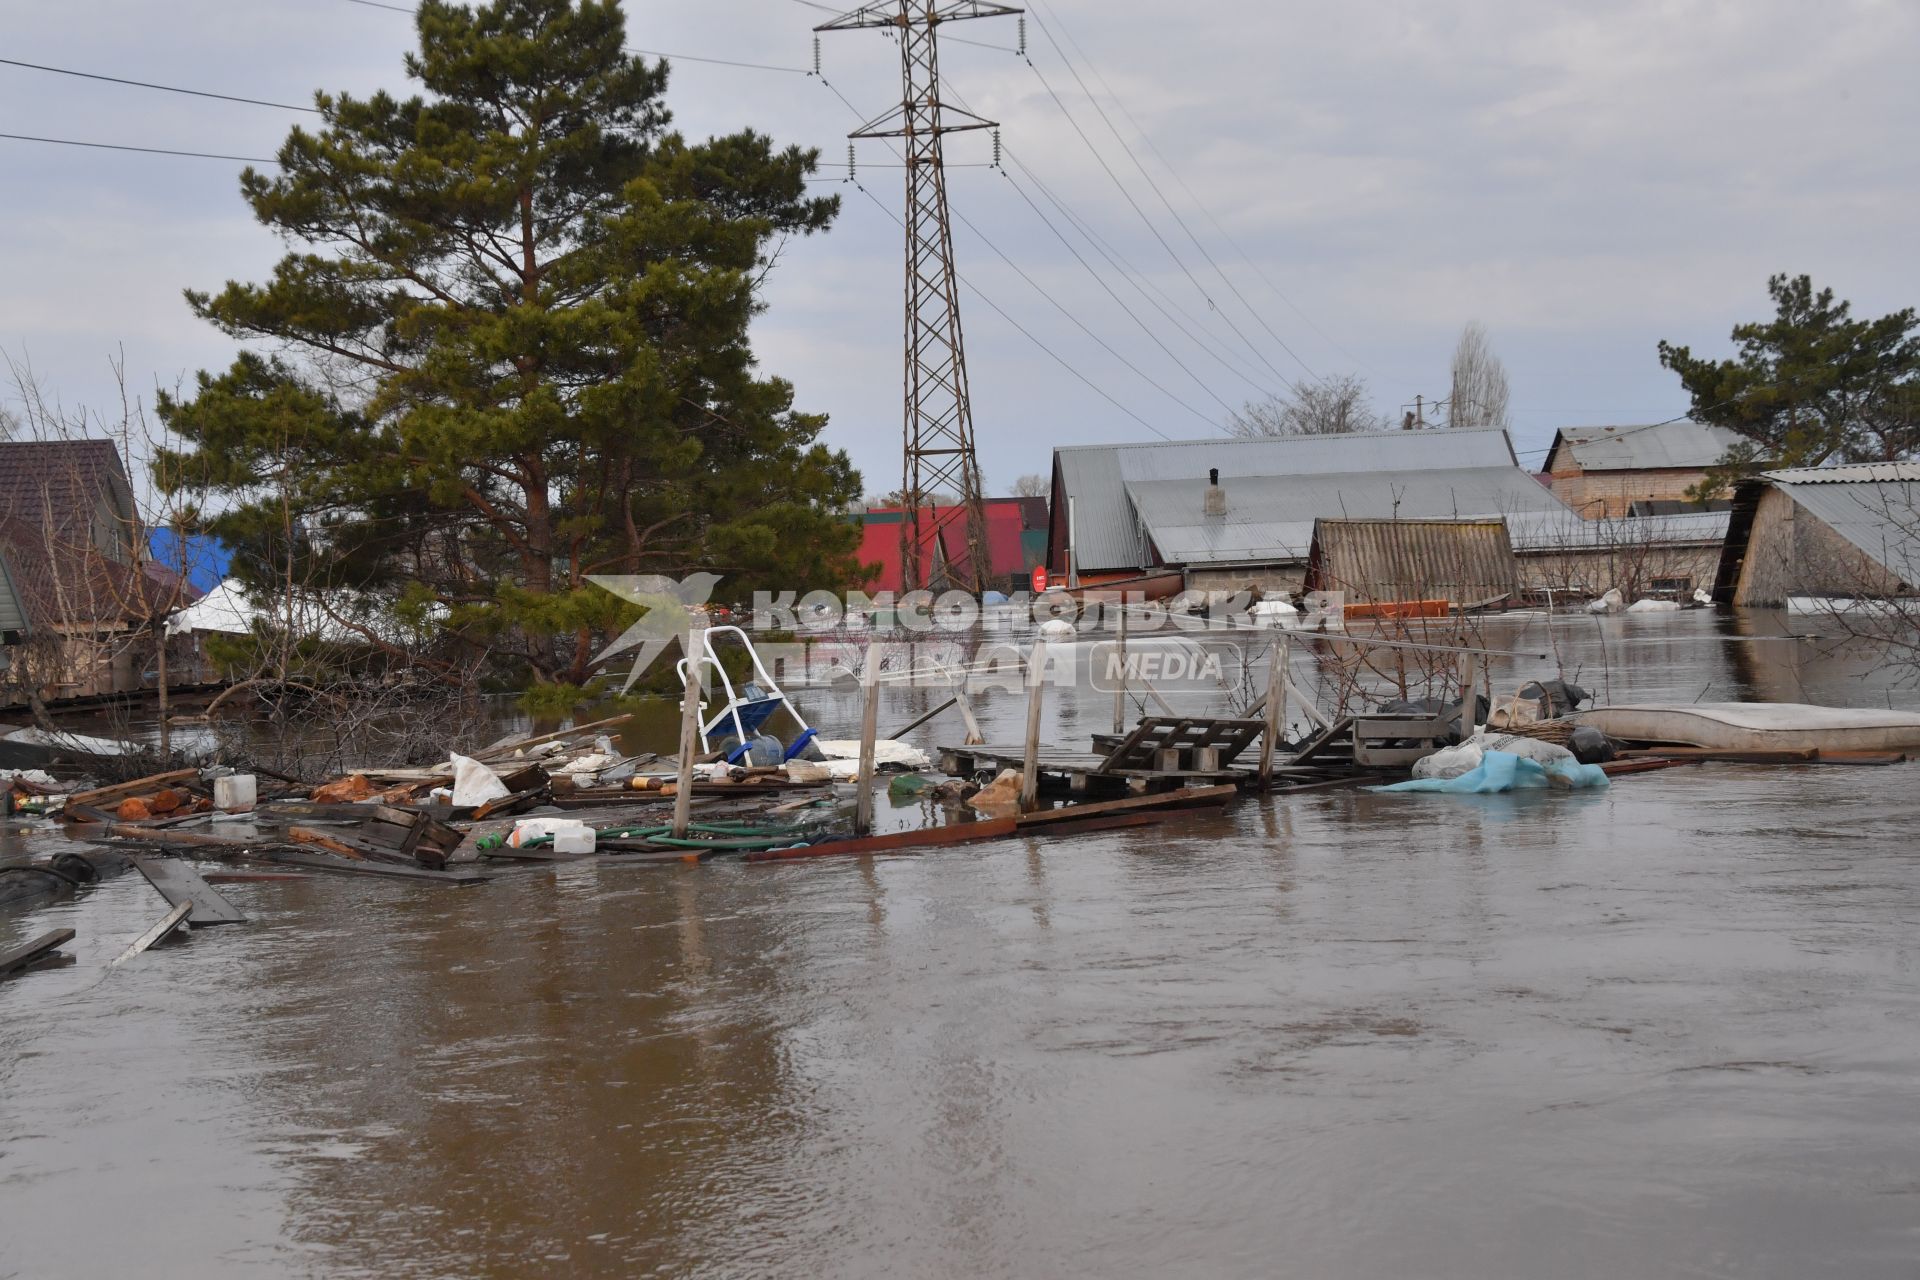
(147, 531, 230, 594)
(1374, 749, 1610, 794)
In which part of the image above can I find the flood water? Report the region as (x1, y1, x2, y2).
(4, 611, 1920, 1278)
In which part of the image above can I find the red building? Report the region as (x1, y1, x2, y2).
(856, 497, 1048, 593)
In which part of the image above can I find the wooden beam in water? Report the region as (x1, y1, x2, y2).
(110, 902, 192, 968)
(744, 818, 1020, 863)
(1, 928, 76, 979)
(132, 856, 246, 925)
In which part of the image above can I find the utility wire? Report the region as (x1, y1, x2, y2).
(0, 57, 321, 113)
(988, 168, 1246, 418)
(0, 131, 275, 163)
(819, 74, 1197, 440)
(1001, 152, 1278, 400)
(848, 179, 1174, 443)
(936, 74, 1281, 403)
(946, 197, 1227, 429)
(1022, 2, 1316, 386)
(1017, 47, 1300, 395)
(1025, 0, 1377, 381)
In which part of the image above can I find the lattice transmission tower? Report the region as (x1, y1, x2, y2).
(816, 2, 1021, 594)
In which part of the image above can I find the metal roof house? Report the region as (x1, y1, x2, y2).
(1542, 420, 1746, 518)
(1045, 429, 1576, 593)
(1715, 463, 1920, 606)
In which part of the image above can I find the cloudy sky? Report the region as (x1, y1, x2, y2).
(3, 0, 1915, 495)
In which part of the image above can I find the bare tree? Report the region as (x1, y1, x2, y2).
(1227, 373, 1392, 438)
(1009, 473, 1049, 498)
(1448, 322, 1512, 430)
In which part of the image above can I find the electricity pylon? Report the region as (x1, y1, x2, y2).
(816, 1, 1020, 594)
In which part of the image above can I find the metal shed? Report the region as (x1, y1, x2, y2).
(1305, 519, 1519, 608)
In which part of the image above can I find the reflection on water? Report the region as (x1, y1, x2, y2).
(2, 612, 1919, 1279)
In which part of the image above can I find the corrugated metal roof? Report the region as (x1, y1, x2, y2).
(1307, 519, 1517, 605)
(1549, 421, 1744, 472)
(1124, 464, 1568, 567)
(1762, 463, 1920, 485)
(1769, 473, 1920, 584)
(1056, 429, 1527, 571)
(1506, 509, 1732, 551)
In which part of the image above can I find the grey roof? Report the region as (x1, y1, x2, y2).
(1055, 429, 1528, 571)
(1765, 466, 1920, 584)
(1762, 463, 1920, 485)
(1547, 421, 1745, 472)
(1506, 509, 1732, 552)
(1123, 464, 1567, 567)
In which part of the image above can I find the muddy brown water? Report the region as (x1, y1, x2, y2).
(4, 611, 1920, 1278)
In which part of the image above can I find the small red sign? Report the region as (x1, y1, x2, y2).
(1031, 565, 1049, 594)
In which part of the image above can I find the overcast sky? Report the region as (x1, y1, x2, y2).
(3, 0, 1915, 495)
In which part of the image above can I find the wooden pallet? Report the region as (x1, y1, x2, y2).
(1093, 717, 1269, 774)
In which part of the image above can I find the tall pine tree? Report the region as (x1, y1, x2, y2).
(159, 0, 861, 698)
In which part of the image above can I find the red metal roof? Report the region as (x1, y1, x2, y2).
(857, 499, 1035, 591)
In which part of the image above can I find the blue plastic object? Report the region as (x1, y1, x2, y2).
(1374, 749, 1610, 794)
(782, 727, 820, 762)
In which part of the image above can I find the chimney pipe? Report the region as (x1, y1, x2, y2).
(1202, 467, 1226, 517)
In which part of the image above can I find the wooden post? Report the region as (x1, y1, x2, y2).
(954, 680, 985, 746)
(1259, 634, 1288, 787)
(672, 614, 707, 839)
(854, 643, 882, 835)
(1020, 637, 1049, 812)
(1112, 599, 1128, 735)
(1457, 652, 1479, 742)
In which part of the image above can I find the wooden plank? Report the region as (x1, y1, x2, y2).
(1020, 811, 1172, 840)
(65, 769, 199, 811)
(202, 871, 312, 883)
(1015, 784, 1238, 828)
(109, 902, 192, 968)
(888, 695, 957, 740)
(288, 826, 369, 860)
(105, 822, 255, 850)
(473, 711, 634, 762)
(744, 818, 1020, 863)
(256, 848, 489, 884)
(1, 928, 76, 978)
(132, 856, 246, 925)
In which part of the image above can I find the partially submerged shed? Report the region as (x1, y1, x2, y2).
(1305, 518, 1519, 610)
(1715, 464, 1920, 606)
(1047, 429, 1571, 594)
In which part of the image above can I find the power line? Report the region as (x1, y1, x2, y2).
(846, 176, 1174, 442)
(946, 195, 1227, 430)
(818, 74, 1200, 440)
(935, 74, 1281, 403)
(1017, 45, 1301, 396)
(0, 57, 321, 113)
(1001, 152, 1278, 400)
(0, 131, 275, 164)
(1024, 0, 1380, 382)
(1023, 2, 1318, 386)
(986, 168, 1243, 419)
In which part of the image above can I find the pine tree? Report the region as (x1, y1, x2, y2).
(157, 0, 861, 698)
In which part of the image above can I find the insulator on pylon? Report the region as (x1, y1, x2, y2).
(848, 144, 856, 180)
(1017, 17, 1026, 55)
(812, 36, 821, 76)
(992, 128, 1002, 168)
